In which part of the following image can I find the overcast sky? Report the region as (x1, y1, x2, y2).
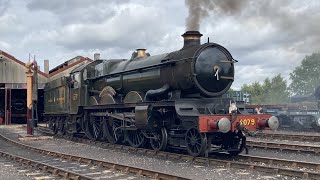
(0, 0, 319, 89)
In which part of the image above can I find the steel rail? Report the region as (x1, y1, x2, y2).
(238, 154, 320, 171)
(255, 132, 320, 142)
(35, 126, 320, 179)
(0, 132, 190, 180)
(247, 140, 320, 154)
(0, 150, 95, 180)
(74, 137, 320, 179)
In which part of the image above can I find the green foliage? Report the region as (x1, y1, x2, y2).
(241, 74, 290, 104)
(228, 88, 235, 92)
(265, 75, 290, 104)
(289, 53, 320, 95)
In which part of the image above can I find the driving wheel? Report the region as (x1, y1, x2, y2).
(185, 128, 207, 157)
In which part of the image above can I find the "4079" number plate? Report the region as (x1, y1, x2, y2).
(239, 119, 255, 126)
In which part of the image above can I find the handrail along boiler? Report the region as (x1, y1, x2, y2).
(44, 31, 279, 156)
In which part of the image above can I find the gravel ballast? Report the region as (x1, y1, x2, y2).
(0, 125, 299, 180)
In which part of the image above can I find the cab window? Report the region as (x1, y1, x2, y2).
(71, 73, 81, 89)
(83, 69, 87, 80)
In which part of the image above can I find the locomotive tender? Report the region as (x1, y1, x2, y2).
(44, 31, 279, 156)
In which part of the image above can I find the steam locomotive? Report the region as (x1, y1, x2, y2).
(0, 90, 27, 124)
(44, 31, 279, 156)
(0, 89, 44, 124)
(245, 103, 320, 131)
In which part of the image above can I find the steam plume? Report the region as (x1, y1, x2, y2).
(185, 0, 247, 31)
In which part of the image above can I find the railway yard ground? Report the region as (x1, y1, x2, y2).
(0, 125, 319, 180)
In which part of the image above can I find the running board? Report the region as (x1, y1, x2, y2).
(106, 112, 135, 122)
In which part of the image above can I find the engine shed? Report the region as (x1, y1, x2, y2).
(0, 50, 93, 124)
(0, 50, 49, 124)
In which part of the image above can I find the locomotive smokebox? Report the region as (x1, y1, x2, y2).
(182, 31, 203, 48)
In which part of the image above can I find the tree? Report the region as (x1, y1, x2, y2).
(265, 74, 290, 104)
(228, 88, 235, 93)
(241, 74, 289, 104)
(241, 82, 265, 104)
(290, 53, 320, 95)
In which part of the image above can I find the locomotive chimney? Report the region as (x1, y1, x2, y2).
(136, 49, 147, 58)
(182, 31, 203, 49)
(94, 53, 100, 61)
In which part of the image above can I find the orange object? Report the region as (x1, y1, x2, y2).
(199, 114, 273, 133)
(26, 65, 33, 135)
(25, 59, 38, 135)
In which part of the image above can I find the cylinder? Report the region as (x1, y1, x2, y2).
(257, 119, 267, 129)
(257, 117, 279, 130)
(209, 120, 218, 130)
(209, 117, 231, 133)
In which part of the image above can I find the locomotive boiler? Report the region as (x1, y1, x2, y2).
(44, 31, 279, 157)
(91, 31, 233, 99)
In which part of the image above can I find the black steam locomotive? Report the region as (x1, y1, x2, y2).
(44, 31, 278, 156)
(0, 89, 44, 124)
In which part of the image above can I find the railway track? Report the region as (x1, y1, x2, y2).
(34, 126, 320, 179)
(0, 155, 60, 180)
(0, 150, 94, 180)
(0, 129, 189, 180)
(38, 126, 320, 154)
(247, 140, 320, 154)
(255, 132, 320, 143)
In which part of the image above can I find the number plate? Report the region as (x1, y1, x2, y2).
(239, 118, 255, 126)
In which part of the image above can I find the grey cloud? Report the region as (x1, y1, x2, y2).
(1, 0, 320, 91)
(251, 1, 320, 47)
(0, 40, 10, 49)
(5, 0, 184, 67)
(24, 0, 179, 54)
(27, 0, 128, 12)
(186, 0, 320, 55)
(26, 0, 128, 24)
(235, 0, 320, 54)
(0, 0, 9, 16)
(48, 4, 174, 52)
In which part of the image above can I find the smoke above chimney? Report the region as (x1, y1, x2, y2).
(185, 0, 247, 31)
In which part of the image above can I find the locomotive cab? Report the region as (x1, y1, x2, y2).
(69, 60, 104, 114)
(69, 71, 82, 114)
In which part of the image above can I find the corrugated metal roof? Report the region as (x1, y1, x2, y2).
(0, 50, 48, 78)
(48, 57, 93, 77)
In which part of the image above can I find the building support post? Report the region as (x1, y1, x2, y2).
(4, 88, 11, 125)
